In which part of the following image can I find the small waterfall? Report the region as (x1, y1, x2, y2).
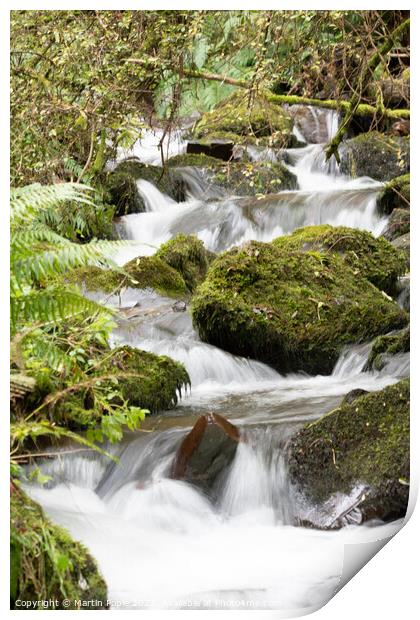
(137, 178, 177, 212)
(108, 126, 187, 169)
(332, 343, 373, 378)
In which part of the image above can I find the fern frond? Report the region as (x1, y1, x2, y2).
(24, 335, 81, 376)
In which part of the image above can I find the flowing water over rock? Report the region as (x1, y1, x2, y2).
(26, 106, 407, 612)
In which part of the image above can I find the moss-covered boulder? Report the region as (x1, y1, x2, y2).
(392, 233, 410, 270)
(106, 158, 186, 215)
(194, 91, 296, 148)
(377, 173, 410, 214)
(366, 326, 410, 371)
(156, 234, 213, 292)
(123, 255, 188, 298)
(382, 208, 410, 241)
(273, 224, 406, 294)
(192, 239, 407, 375)
(168, 153, 297, 196)
(103, 346, 190, 414)
(339, 132, 409, 181)
(287, 380, 410, 524)
(64, 265, 132, 294)
(10, 488, 107, 609)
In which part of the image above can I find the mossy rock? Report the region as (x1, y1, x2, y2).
(366, 326, 410, 371)
(339, 132, 409, 182)
(123, 255, 188, 298)
(103, 345, 190, 414)
(194, 91, 296, 148)
(168, 153, 297, 196)
(382, 208, 410, 241)
(273, 224, 407, 294)
(191, 239, 408, 375)
(106, 158, 186, 215)
(10, 488, 107, 609)
(287, 379, 410, 523)
(156, 234, 214, 292)
(392, 233, 410, 270)
(64, 265, 132, 294)
(377, 173, 410, 215)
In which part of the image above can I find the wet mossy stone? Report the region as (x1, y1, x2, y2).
(64, 265, 132, 294)
(287, 379, 410, 523)
(273, 224, 407, 295)
(156, 234, 213, 292)
(339, 132, 409, 182)
(192, 239, 408, 375)
(10, 488, 107, 609)
(366, 326, 410, 372)
(104, 345, 190, 414)
(106, 158, 186, 215)
(168, 153, 297, 196)
(382, 208, 410, 241)
(392, 233, 410, 270)
(194, 91, 296, 148)
(377, 173, 410, 215)
(123, 255, 188, 298)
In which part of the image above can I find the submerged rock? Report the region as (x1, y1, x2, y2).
(192, 238, 407, 375)
(171, 413, 240, 495)
(339, 132, 409, 181)
(10, 488, 107, 609)
(288, 379, 410, 525)
(273, 224, 407, 295)
(193, 91, 296, 148)
(156, 234, 214, 292)
(104, 345, 190, 414)
(382, 208, 410, 241)
(377, 173, 410, 214)
(366, 326, 410, 372)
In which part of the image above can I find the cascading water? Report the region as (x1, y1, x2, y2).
(25, 105, 408, 612)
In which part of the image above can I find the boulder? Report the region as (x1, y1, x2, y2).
(339, 132, 409, 182)
(382, 208, 410, 241)
(392, 233, 410, 270)
(186, 139, 235, 161)
(171, 413, 240, 495)
(287, 379, 410, 525)
(341, 388, 368, 405)
(366, 326, 409, 372)
(192, 238, 408, 375)
(123, 255, 188, 298)
(273, 224, 406, 295)
(193, 91, 297, 148)
(156, 234, 214, 292)
(377, 174, 410, 214)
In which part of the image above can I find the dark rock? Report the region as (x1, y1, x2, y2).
(288, 379, 410, 526)
(339, 132, 409, 182)
(171, 413, 240, 494)
(341, 389, 368, 405)
(186, 139, 235, 162)
(382, 208, 410, 241)
(366, 326, 410, 372)
(377, 174, 410, 215)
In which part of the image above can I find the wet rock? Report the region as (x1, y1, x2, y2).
(392, 233, 410, 269)
(123, 255, 189, 298)
(382, 208, 410, 241)
(171, 413, 240, 494)
(186, 139, 235, 161)
(341, 389, 368, 405)
(366, 326, 410, 372)
(287, 380, 410, 526)
(156, 234, 214, 292)
(172, 300, 187, 312)
(288, 105, 335, 144)
(192, 236, 408, 375)
(339, 132, 409, 182)
(397, 275, 410, 312)
(377, 174, 410, 214)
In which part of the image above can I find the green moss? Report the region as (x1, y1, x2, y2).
(367, 326, 410, 371)
(377, 173, 410, 214)
(192, 239, 408, 375)
(339, 132, 409, 181)
(392, 233, 410, 270)
(123, 255, 188, 298)
(273, 224, 407, 294)
(194, 91, 295, 148)
(64, 265, 131, 294)
(167, 153, 223, 168)
(106, 171, 144, 216)
(287, 379, 410, 521)
(103, 345, 190, 414)
(10, 488, 107, 609)
(156, 234, 213, 292)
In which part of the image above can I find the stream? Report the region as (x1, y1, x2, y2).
(25, 107, 409, 612)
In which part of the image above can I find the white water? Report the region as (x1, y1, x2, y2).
(26, 106, 408, 612)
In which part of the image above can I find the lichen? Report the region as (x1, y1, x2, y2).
(273, 224, 407, 294)
(191, 239, 408, 375)
(377, 173, 410, 214)
(367, 326, 410, 371)
(339, 132, 410, 181)
(287, 379, 410, 521)
(103, 345, 190, 414)
(194, 91, 295, 148)
(10, 487, 107, 609)
(156, 234, 213, 292)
